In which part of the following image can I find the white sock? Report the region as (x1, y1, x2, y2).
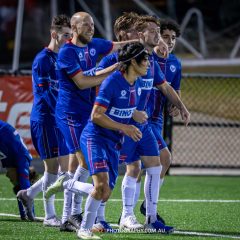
(27, 176, 43, 199)
(71, 167, 89, 215)
(42, 172, 58, 219)
(62, 189, 72, 224)
(121, 175, 137, 219)
(63, 179, 93, 196)
(144, 166, 161, 223)
(62, 172, 73, 224)
(133, 181, 141, 209)
(95, 202, 106, 223)
(80, 195, 102, 231)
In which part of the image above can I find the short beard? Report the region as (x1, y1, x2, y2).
(78, 35, 91, 44)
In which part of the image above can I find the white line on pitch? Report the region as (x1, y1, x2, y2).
(1, 213, 239, 239)
(0, 198, 240, 203)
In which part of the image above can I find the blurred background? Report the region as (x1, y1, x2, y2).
(0, 0, 239, 175)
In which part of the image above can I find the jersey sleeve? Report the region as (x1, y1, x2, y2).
(97, 53, 117, 71)
(153, 61, 166, 86)
(32, 55, 51, 86)
(171, 59, 182, 91)
(58, 47, 82, 78)
(95, 75, 114, 109)
(94, 38, 113, 56)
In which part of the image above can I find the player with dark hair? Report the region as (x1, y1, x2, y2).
(76, 42, 148, 239)
(0, 120, 37, 221)
(44, 11, 140, 231)
(17, 14, 72, 228)
(139, 18, 183, 221)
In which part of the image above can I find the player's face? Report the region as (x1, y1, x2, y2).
(161, 29, 176, 53)
(140, 22, 160, 50)
(76, 16, 94, 44)
(125, 27, 139, 40)
(6, 168, 18, 186)
(56, 27, 72, 47)
(134, 56, 149, 76)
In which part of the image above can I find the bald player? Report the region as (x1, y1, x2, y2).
(46, 11, 139, 230)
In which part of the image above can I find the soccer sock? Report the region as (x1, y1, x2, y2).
(144, 166, 161, 223)
(63, 178, 93, 196)
(95, 202, 106, 223)
(27, 176, 43, 199)
(80, 195, 102, 231)
(42, 172, 58, 219)
(62, 172, 74, 224)
(121, 175, 137, 219)
(133, 181, 141, 209)
(71, 166, 89, 215)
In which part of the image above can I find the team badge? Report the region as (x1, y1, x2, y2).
(90, 48, 96, 56)
(78, 51, 83, 59)
(170, 65, 176, 72)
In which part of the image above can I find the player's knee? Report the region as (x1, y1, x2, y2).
(94, 182, 109, 199)
(160, 149, 172, 168)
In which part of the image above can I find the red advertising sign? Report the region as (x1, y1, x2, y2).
(0, 75, 38, 156)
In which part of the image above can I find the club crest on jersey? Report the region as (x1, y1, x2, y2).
(78, 51, 83, 59)
(138, 87, 141, 96)
(90, 48, 96, 56)
(170, 65, 176, 72)
(119, 90, 127, 99)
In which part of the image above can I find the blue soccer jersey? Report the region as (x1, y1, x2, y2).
(80, 70, 141, 188)
(97, 51, 118, 70)
(31, 48, 59, 123)
(0, 120, 32, 190)
(83, 70, 142, 144)
(56, 38, 113, 119)
(148, 52, 182, 126)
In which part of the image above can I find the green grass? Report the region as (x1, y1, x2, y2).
(0, 174, 240, 239)
(181, 77, 240, 121)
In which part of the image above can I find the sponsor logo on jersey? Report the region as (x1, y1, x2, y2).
(109, 107, 136, 118)
(170, 65, 176, 72)
(90, 48, 96, 56)
(119, 90, 127, 99)
(141, 78, 153, 90)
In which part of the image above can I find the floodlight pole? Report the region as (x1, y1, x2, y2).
(12, 0, 25, 73)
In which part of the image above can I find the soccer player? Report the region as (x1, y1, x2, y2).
(139, 18, 183, 221)
(45, 11, 138, 230)
(17, 14, 72, 228)
(77, 42, 148, 240)
(119, 15, 190, 233)
(0, 120, 37, 221)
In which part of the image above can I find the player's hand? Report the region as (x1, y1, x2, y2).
(121, 125, 142, 142)
(168, 104, 180, 117)
(132, 110, 148, 123)
(156, 38, 169, 58)
(180, 107, 191, 126)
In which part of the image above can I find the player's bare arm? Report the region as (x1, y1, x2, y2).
(157, 82, 190, 126)
(72, 63, 118, 89)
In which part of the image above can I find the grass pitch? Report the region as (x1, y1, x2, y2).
(0, 174, 240, 240)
